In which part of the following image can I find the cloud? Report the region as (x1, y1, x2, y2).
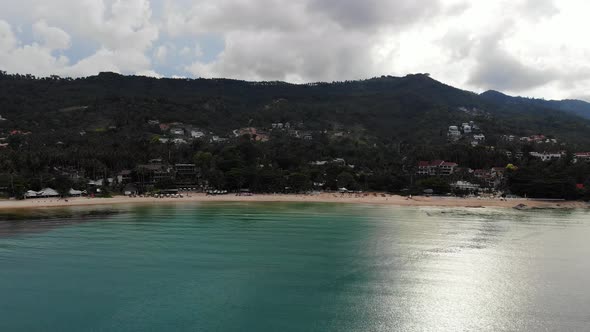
(468, 51, 557, 92)
(186, 28, 387, 82)
(154, 45, 168, 62)
(306, 0, 441, 30)
(136, 69, 162, 78)
(0, 0, 158, 77)
(32, 20, 71, 50)
(162, 0, 307, 36)
(1, 0, 590, 100)
(467, 30, 558, 92)
(180, 0, 444, 81)
(520, 0, 559, 19)
(0, 20, 17, 52)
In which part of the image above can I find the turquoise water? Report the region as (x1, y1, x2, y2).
(1, 203, 589, 331)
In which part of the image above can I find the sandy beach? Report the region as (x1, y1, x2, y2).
(0, 193, 587, 211)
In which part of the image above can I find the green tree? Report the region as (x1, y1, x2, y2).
(416, 177, 450, 194)
(52, 175, 73, 197)
(288, 172, 311, 193)
(336, 171, 357, 190)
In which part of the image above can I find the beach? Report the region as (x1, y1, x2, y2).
(0, 193, 587, 210)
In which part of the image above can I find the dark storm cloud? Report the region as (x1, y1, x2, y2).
(468, 32, 557, 91)
(306, 0, 441, 29)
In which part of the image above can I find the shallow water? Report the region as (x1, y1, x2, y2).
(1, 203, 589, 331)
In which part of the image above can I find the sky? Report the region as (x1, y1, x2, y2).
(0, 0, 588, 101)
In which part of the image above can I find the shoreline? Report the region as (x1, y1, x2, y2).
(0, 193, 588, 211)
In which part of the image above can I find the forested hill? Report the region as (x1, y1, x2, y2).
(1, 71, 590, 148)
(481, 90, 590, 120)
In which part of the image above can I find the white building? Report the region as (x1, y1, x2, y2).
(451, 181, 481, 191)
(448, 126, 461, 140)
(38, 188, 60, 197)
(173, 138, 188, 145)
(88, 179, 104, 186)
(191, 130, 205, 139)
(530, 152, 563, 161)
(69, 189, 84, 196)
(170, 128, 184, 136)
(574, 152, 590, 163)
(473, 134, 486, 141)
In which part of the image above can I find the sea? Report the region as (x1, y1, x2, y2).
(1, 202, 589, 331)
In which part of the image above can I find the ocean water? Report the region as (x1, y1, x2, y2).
(0, 202, 589, 331)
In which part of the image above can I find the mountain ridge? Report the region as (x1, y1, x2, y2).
(481, 89, 590, 119)
(1, 71, 589, 148)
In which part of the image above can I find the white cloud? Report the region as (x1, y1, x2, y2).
(0, 0, 158, 77)
(179, 46, 191, 56)
(194, 44, 204, 57)
(155, 45, 168, 62)
(32, 20, 71, 50)
(1, 0, 590, 100)
(0, 20, 17, 52)
(136, 69, 162, 78)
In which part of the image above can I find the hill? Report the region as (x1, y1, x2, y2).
(1, 71, 590, 147)
(0, 71, 589, 199)
(481, 90, 590, 120)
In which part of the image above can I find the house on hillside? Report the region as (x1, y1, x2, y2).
(574, 152, 590, 163)
(417, 161, 434, 176)
(117, 170, 132, 184)
(462, 123, 472, 134)
(136, 163, 174, 184)
(237, 127, 270, 142)
(300, 131, 313, 140)
(473, 169, 489, 178)
(332, 158, 346, 166)
(473, 134, 486, 141)
(448, 126, 461, 141)
(530, 151, 563, 161)
(439, 162, 459, 176)
(10, 130, 32, 136)
(172, 138, 188, 145)
(191, 130, 205, 139)
(170, 128, 185, 136)
(218, 137, 229, 143)
(175, 164, 197, 179)
(491, 167, 506, 178)
(88, 179, 105, 186)
(452, 181, 480, 192)
(417, 160, 458, 176)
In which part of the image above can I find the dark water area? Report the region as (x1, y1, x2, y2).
(1, 203, 589, 331)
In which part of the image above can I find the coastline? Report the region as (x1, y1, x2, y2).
(0, 193, 587, 211)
